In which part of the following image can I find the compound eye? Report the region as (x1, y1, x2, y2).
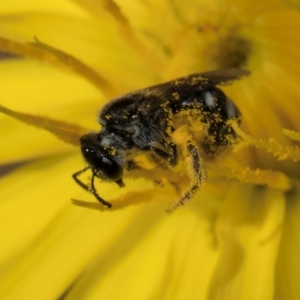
(101, 156, 123, 181)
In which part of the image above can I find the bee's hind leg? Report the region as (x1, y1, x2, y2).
(166, 142, 206, 213)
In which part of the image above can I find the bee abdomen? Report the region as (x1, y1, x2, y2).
(171, 87, 240, 121)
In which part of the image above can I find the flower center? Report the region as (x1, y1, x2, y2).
(208, 28, 252, 69)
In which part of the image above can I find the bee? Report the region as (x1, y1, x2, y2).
(73, 69, 250, 211)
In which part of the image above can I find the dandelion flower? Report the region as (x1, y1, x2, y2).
(1, 0, 300, 299)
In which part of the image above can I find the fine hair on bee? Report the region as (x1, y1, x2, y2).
(73, 68, 250, 212)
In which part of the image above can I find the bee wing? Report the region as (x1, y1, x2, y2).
(185, 68, 250, 87)
(140, 68, 250, 99)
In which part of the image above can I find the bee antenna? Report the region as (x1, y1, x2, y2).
(90, 172, 112, 208)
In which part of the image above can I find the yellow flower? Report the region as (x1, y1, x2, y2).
(1, 0, 300, 299)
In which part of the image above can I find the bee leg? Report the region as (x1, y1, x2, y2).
(152, 141, 178, 166)
(166, 142, 206, 213)
(72, 166, 90, 192)
(147, 153, 170, 172)
(72, 167, 112, 208)
(166, 141, 177, 166)
(90, 172, 112, 208)
(125, 155, 184, 191)
(126, 160, 141, 171)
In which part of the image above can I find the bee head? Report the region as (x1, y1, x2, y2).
(79, 133, 124, 183)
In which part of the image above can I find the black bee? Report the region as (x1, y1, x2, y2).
(73, 69, 250, 211)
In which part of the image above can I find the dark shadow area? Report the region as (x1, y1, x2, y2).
(0, 160, 31, 178)
(0, 51, 21, 60)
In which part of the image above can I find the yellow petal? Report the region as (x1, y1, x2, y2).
(0, 13, 158, 92)
(0, 152, 216, 299)
(274, 182, 300, 299)
(0, 104, 88, 146)
(0, 59, 100, 164)
(285, 0, 300, 9)
(0, 0, 86, 16)
(209, 184, 285, 300)
(1, 0, 300, 299)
